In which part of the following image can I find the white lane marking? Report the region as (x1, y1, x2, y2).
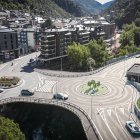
(97, 108, 105, 120)
(91, 120, 104, 140)
(35, 80, 56, 93)
(120, 108, 124, 114)
(0, 63, 7, 71)
(103, 110, 118, 140)
(115, 107, 133, 140)
(107, 108, 111, 116)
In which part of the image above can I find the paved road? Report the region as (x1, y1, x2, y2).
(0, 53, 140, 140)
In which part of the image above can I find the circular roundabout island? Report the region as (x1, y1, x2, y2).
(80, 80, 109, 96)
(0, 76, 21, 89)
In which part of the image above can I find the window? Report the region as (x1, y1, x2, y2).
(5, 41, 7, 48)
(4, 35, 6, 39)
(11, 44, 13, 49)
(11, 34, 13, 39)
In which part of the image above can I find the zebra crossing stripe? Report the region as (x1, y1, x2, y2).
(107, 109, 111, 116)
(35, 80, 56, 93)
(120, 108, 124, 114)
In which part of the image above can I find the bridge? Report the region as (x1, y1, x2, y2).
(0, 97, 102, 140)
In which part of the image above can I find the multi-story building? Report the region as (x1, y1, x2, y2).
(17, 28, 41, 55)
(0, 26, 19, 62)
(40, 29, 72, 60)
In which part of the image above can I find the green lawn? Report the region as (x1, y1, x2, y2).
(137, 98, 140, 109)
(80, 84, 108, 96)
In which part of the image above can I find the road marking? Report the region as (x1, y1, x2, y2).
(103, 111, 118, 140)
(107, 108, 111, 116)
(120, 108, 124, 114)
(97, 108, 105, 120)
(0, 63, 7, 71)
(115, 107, 133, 140)
(91, 120, 104, 140)
(35, 80, 56, 93)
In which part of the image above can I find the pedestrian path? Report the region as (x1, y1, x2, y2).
(34, 80, 56, 93)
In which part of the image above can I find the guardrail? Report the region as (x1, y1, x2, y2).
(35, 52, 140, 78)
(0, 97, 101, 140)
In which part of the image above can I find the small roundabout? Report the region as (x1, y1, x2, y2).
(0, 76, 22, 89)
(80, 80, 109, 96)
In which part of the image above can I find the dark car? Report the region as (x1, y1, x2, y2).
(29, 59, 34, 62)
(21, 89, 34, 96)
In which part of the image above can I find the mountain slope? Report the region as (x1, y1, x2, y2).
(0, 0, 86, 17)
(102, 0, 114, 10)
(104, 0, 140, 27)
(73, 0, 102, 14)
(72, 0, 115, 14)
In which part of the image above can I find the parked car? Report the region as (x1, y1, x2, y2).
(53, 92, 68, 100)
(136, 55, 140, 58)
(29, 59, 34, 62)
(126, 121, 140, 134)
(21, 89, 34, 96)
(0, 88, 4, 93)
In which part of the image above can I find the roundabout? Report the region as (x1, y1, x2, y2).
(0, 76, 21, 89)
(80, 81, 108, 96)
(0, 52, 140, 140)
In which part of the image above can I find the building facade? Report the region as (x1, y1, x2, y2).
(0, 26, 19, 62)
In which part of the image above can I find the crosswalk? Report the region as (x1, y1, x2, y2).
(33, 77, 57, 93)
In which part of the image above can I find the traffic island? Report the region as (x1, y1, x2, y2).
(80, 80, 108, 96)
(134, 98, 140, 119)
(0, 76, 22, 89)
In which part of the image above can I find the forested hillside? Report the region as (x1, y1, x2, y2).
(0, 0, 86, 17)
(105, 0, 140, 28)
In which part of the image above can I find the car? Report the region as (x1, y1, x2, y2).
(0, 88, 4, 93)
(136, 55, 140, 58)
(21, 89, 34, 96)
(126, 121, 140, 134)
(53, 92, 68, 100)
(29, 59, 34, 62)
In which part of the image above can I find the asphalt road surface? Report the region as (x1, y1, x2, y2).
(0, 52, 140, 140)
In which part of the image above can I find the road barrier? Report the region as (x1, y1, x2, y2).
(0, 97, 102, 140)
(35, 52, 140, 78)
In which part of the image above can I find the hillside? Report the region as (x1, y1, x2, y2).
(102, 0, 114, 10)
(0, 0, 86, 17)
(72, 0, 115, 14)
(104, 0, 140, 28)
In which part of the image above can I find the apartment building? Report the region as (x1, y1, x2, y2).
(0, 26, 19, 62)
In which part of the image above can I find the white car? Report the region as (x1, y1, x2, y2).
(0, 88, 4, 93)
(126, 121, 140, 134)
(53, 92, 68, 100)
(136, 55, 140, 58)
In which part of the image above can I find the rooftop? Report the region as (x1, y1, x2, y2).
(127, 64, 140, 75)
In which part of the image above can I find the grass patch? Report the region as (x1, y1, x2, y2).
(137, 98, 140, 109)
(81, 84, 108, 96)
(0, 76, 20, 87)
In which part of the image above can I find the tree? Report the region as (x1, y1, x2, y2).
(67, 42, 90, 71)
(135, 18, 140, 27)
(41, 18, 53, 29)
(87, 40, 109, 67)
(133, 27, 140, 47)
(119, 30, 134, 47)
(0, 116, 25, 140)
(88, 80, 100, 94)
(88, 57, 95, 71)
